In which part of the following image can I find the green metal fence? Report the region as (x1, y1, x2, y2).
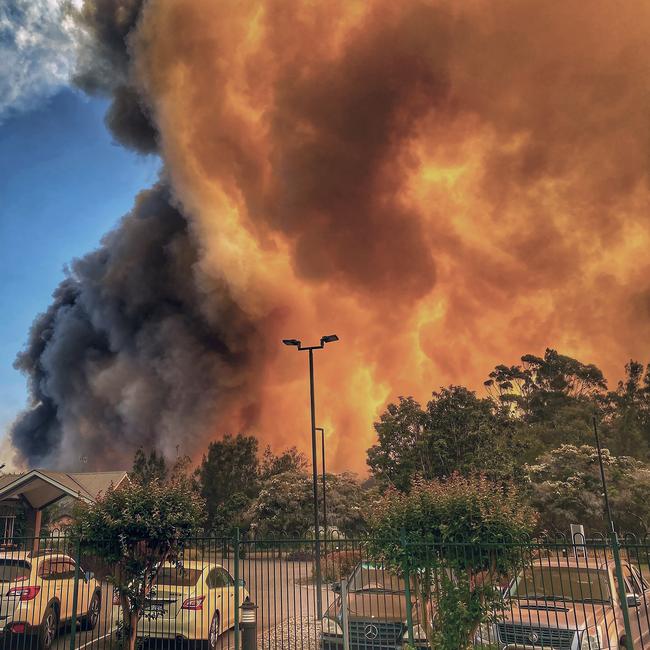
(0, 531, 648, 649)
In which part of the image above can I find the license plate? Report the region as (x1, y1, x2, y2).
(143, 604, 165, 619)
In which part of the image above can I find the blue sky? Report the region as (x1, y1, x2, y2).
(0, 88, 160, 440)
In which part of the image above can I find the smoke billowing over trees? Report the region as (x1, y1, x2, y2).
(9, 0, 650, 472)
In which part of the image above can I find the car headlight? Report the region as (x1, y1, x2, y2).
(321, 617, 343, 637)
(473, 622, 498, 646)
(581, 625, 604, 650)
(403, 624, 428, 643)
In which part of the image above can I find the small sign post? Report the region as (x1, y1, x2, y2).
(570, 523, 587, 560)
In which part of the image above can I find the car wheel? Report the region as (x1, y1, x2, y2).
(208, 611, 220, 650)
(81, 592, 101, 631)
(38, 605, 58, 650)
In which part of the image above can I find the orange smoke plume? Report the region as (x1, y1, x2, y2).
(126, 0, 650, 471)
(11, 0, 650, 473)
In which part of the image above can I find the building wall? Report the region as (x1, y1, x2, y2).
(0, 501, 31, 541)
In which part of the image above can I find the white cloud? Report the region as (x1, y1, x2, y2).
(0, 0, 84, 123)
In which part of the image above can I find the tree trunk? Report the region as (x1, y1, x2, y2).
(128, 614, 138, 650)
(121, 597, 139, 650)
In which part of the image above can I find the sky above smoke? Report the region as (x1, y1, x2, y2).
(9, 0, 650, 471)
(0, 0, 84, 123)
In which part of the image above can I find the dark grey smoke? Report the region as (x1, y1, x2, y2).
(7, 0, 251, 468)
(11, 186, 268, 469)
(73, 0, 157, 153)
(104, 84, 157, 153)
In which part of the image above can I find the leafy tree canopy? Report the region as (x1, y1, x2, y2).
(602, 360, 650, 458)
(526, 444, 650, 536)
(259, 445, 308, 479)
(198, 433, 260, 535)
(73, 479, 204, 650)
(247, 470, 313, 538)
(322, 472, 370, 538)
(368, 351, 650, 490)
(484, 348, 606, 421)
(131, 447, 167, 486)
(367, 387, 520, 490)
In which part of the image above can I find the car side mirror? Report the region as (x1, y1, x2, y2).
(626, 594, 640, 607)
(332, 582, 341, 594)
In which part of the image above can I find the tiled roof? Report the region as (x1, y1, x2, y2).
(66, 471, 129, 499)
(0, 474, 21, 491)
(0, 470, 129, 508)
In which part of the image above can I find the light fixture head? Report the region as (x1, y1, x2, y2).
(320, 334, 339, 344)
(282, 339, 301, 347)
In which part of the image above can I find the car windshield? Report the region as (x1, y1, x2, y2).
(348, 564, 406, 594)
(511, 565, 612, 604)
(0, 560, 30, 583)
(155, 566, 202, 587)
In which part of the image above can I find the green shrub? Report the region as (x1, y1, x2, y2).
(367, 474, 537, 650)
(317, 549, 360, 583)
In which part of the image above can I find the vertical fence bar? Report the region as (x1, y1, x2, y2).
(69, 534, 82, 650)
(401, 530, 415, 647)
(234, 528, 241, 650)
(341, 574, 350, 650)
(611, 531, 634, 648)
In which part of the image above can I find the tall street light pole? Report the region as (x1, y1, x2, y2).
(282, 335, 338, 620)
(315, 427, 327, 536)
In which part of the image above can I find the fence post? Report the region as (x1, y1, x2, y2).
(610, 532, 634, 647)
(341, 575, 350, 650)
(69, 534, 82, 650)
(401, 529, 415, 647)
(234, 528, 241, 650)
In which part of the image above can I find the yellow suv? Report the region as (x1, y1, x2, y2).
(115, 561, 248, 648)
(0, 551, 102, 649)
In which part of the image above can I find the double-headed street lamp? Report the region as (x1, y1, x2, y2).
(282, 334, 339, 619)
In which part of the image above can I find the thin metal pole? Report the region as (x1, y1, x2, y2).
(318, 427, 328, 536)
(593, 416, 615, 529)
(234, 527, 241, 650)
(309, 349, 323, 619)
(593, 415, 634, 646)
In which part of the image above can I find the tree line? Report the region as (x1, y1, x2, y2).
(368, 348, 650, 535)
(131, 434, 369, 539)
(132, 348, 650, 537)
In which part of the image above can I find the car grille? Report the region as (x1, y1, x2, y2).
(321, 641, 344, 650)
(497, 622, 577, 649)
(348, 620, 405, 648)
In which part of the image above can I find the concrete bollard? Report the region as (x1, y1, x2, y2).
(240, 598, 258, 650)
